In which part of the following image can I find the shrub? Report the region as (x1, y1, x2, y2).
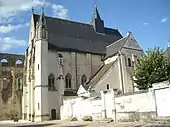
(82, 116, 93, 121)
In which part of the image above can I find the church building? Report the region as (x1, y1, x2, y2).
(22, 7, 123, 122)
(77, 32, 143, 97)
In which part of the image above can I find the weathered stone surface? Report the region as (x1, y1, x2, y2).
(0, 53, 24, 120)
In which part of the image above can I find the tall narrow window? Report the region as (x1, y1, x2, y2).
(128, 58, 132, 67)
(18, 78, 23, 90)
(81, 74, 87, 85)
(38, 103, 40, 110)
(65, 73, 71, 89)
(38, 64, 39, 70)
(48, 74, 55, 91)
(58, 54, 63, 65)
(107, 84, 110, 90)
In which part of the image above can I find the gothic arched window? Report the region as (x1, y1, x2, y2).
(81, 74, 87, 85)
(128, 58, 132, 67)
(18, 78, 23, 90)
(48, 74, 55, 90)
(65, 73, 71, 89)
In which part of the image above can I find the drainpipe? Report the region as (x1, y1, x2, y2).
(118, 51, 124, 94)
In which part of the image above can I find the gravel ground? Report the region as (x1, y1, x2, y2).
(0, 120, 170, 127)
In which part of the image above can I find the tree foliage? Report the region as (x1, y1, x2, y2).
(133, 47, 170, 90)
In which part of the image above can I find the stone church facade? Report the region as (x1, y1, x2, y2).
(22, 7, 123, 122)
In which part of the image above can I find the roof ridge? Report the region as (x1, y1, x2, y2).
(118, 33, 131, 51)
(34, 14, 93, 26)
(106, 36, 126, 48)
(33, 14, 120, 32)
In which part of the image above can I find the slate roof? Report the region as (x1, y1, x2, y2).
(85, 59, 117, 90)
(33, 14, 122, 54)
(105, 33, 130, 59)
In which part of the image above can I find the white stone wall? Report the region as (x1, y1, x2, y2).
(60, 97, 103, 120)
(115, 92, 156, 112)
(61, 90, 158, 122)
(115, 91, 156, 121)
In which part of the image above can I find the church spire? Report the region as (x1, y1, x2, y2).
(36, 7, 48, 41)
(91, 6, 105, 33)
(93, 6, 101, 20)
(38, 7, 46, 26)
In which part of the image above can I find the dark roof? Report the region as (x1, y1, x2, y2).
(105, 34, 130, 59)
(93, 6, 101, 20)
(33, 14, 122, 54)
(86, 59, 117, 90)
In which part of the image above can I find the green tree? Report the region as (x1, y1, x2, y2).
(133, 47, 170, 90)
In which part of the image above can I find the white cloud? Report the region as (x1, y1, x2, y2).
(0, 22, 29, 33)
(160, 17, 168, 23)
(52, 4, 68, 19)
(0, 0, 50, 23)
(143, 22, 149, 26)
(0, 37, 26, 51)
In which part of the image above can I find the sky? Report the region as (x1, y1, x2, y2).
(0, 0, 169, 54)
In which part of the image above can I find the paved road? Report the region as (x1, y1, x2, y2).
(0, 120, 170, 127)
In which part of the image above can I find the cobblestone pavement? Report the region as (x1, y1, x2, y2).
(0, 120, 170, 127)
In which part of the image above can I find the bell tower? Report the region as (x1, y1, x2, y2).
(34, 8, 49, 121)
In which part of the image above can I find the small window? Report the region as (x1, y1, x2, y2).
(58, 54, 63, 58)
(38, 103, 40, 110)
(107, 84, 110, 90)
(65, 73, 71, 89)
(18, 78, 23, 90)
(58, 54, 63, 65)
(48, 74, 55, 91)
(128, 58, 132, 67)
(38, 64, 39, 70)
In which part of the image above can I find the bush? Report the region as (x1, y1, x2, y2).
(82, 116, 93, 121)
(13, 115, 19, 122)
(70, 117, 78, 121)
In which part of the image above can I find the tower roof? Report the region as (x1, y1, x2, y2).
(93, 6, 101, 20)
(38, 8, 46, 25)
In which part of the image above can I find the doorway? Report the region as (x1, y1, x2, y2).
(51, 109, 57, 120)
